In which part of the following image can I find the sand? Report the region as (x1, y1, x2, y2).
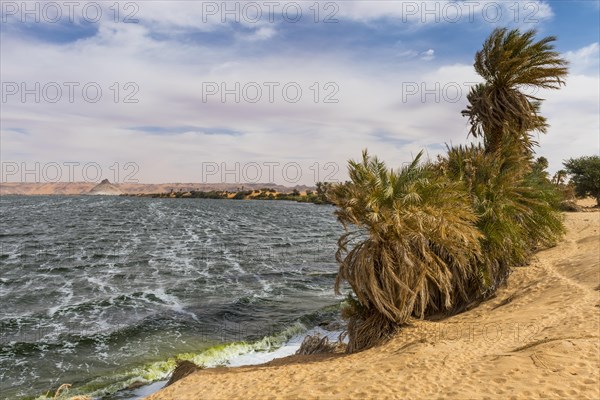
(147, 203, 600, 400)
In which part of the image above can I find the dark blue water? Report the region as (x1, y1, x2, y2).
(0, 196, 343, 399)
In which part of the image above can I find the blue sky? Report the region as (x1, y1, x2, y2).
(1, 1, 599, 185)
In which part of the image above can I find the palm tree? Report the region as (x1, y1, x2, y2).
(552, 170, 567, 186)
(329, 28, 568, 354)
(441, 142, 565, 292)
(329, 151, 482, 352)
(462, 28, 568, 155)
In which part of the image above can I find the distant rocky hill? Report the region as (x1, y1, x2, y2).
(0, 182, 315, 196)
(88, 179, 123, 195)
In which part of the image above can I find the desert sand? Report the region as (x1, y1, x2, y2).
(148, 204, 600, 400)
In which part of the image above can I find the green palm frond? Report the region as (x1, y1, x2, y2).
(441, 143, 565, 291)
(329, 151, 483, 351)
(462, 28, 568, 154)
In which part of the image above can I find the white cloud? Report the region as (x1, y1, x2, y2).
(565, 42, 600, 76)
(538, 68, 600, 174)
(420, 49, 435, 61)
(0, 29, 478, 184)
(241, 26, 276, 41)
(1, 3, 596, 186)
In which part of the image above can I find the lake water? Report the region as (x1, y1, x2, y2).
(0, 196, 345, 399)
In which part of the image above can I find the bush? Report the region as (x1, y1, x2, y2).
(563, 155, 600, 206)
(232, 190, 252, 200)
(441, 144, 564, 294)
(329, 151, 482, 352)
(558, 200, 582, 212)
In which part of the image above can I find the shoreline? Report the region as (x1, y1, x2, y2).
(0, 182, 318, 197)
(0, 196, 343, 400)
(0, 191, 333, 205)
(113, 326, 343, 400)
(147, 205, 600, 399)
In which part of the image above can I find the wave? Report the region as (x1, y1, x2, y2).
(22, 302, 345, 399)
(32, 321, 314, 400)
(1, 299, 342, 358)
(1, 196, 344, 399)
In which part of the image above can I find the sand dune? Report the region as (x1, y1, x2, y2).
(148, 206, 599, 400)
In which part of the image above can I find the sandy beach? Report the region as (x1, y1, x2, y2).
(148, 203, 599, 400)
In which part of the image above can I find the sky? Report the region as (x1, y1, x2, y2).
(1, 0, 599, 186)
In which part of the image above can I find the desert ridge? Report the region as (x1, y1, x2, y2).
(0, 181, 315, 196)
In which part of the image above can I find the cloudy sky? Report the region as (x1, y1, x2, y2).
(1, 0, 598, 185)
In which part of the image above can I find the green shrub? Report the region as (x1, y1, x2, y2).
(441, 143, 564, 294)
(563, 156, 600, 206)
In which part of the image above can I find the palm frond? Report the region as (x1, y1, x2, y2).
(463, 28, 568, 154)
(330, 152, 482, 351)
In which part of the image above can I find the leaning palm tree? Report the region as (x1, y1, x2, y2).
(329, 151, 482, 352)
(462, 28, 568, 155)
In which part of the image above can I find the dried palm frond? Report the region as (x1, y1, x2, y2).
(296, 334, 343, 355)
(330, 151, 482, 351)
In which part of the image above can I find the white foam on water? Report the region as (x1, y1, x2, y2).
(3, 197, 343, 400)
(86, 275, 110, 294)
(113, 324, 343, 400)
(226, 326, 342, 367)
(122, 379, 168, 400)
(151, 288, 198, 321)
(222, 249, 246, 275)
(47, 281, 74, 317)
(253, 273, 273, 297)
